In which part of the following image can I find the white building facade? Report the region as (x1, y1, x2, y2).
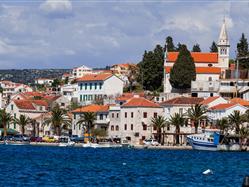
(76, 73, 124, 105)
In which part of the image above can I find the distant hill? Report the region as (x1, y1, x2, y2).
(0, 69, 71, 84)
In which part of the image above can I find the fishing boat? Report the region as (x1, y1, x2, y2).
(187, 129, 241, 151)
(187, 129, 221, 151)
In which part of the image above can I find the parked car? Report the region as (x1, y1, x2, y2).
(13, 134, 30, 142)
(70, 135, 84, 143)
(143, 139, 160, 146)
(30, 137, 43, 142)
(42, 136, 56, 143)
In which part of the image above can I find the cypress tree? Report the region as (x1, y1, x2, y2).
(237, 33, 249, 69)
(169, 45, 196, 90)
(237, 33, 248, 57)
(166, 36, 176, 52)
(192, 43, 201, 52)
(210, 41, 218, 52)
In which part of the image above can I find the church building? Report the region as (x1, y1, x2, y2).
(163, 20, 230, 97)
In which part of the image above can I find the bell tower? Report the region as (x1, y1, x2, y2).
(217, 19, 230, 73)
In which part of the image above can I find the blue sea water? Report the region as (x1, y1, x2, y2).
(0, 145, 248, 187)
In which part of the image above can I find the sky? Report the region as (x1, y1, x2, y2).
(0, 0, 249, 69)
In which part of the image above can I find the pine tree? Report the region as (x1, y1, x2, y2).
(137, 45, 164, 91)
(176, 42, 183, 51)
(237, 33, 248, 57)
(237, 33, 249, 69)
(166, 36, 176, 52)
(210, 41, 218, 52)
(192, 43, 201, 52)
(169, 45, 196, 90)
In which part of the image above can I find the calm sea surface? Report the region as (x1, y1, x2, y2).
(0, 145, 248, 187)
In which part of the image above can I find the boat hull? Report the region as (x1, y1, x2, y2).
(187, 137, 217, 151)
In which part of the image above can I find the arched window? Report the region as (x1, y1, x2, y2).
(208, 77, 212, 81)
(131, 124, 133, 130)
(124, 124, 127, 130)
(115, 125, 119, 131)
(111, 125, 114, 131)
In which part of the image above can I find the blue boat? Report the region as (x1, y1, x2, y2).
(187, 129, 221, 151)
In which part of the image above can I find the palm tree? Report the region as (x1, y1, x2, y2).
(13, 115, 31, 135)
(187, 104, 207, 133)
(150, 115, 167, 144)
(216, 117, 229, 135)
(228, 110, 244, 134)
(44, 106, 71, 136)
(239, 127, 249, 148)
(0, 109, 13, 137)
(169, 113, 185, 145)
(77, 112, 97, 141)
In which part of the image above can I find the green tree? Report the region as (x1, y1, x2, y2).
(77, 112, 97, 141)
(150, 115, 167, 144)
(52, 79, 61, 87)
(228, 110, 244, 134)
(237, 33, 248, 57)
(237, 33, 249, 69)
(210, 41, 218, 52)
(216, 117, 229, 134)
(137, 45, 164, 91)
(192, 43, 201, 52)
(176, 42, 183, 51)
(13, 115, 30, 135)
(187, 104, 207, 133)
(169, 44, 196, 90)
(238, 127, 249, 148)
(44, 106, 71, 136)
(169, 113, 185, 145)
(166, 36, 176, 52)
(0, 109, 13, 137)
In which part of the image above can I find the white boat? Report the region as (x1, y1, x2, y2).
(58, 136, 75, 147)
(187, 129, 241, 151)
(82, 142, 99, 148)
(187, 129, 220, 151)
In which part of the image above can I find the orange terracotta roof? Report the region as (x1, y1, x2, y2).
(160, 97, 204, 106)
(230, 98, 249, 107)
(32, 100, 48, 107)
(14, 100, 35, 110)
(122, 97, 161, 108)
(165, 67, 221, 74)
(116, 93, 145, 101)
(167, 52, 218, 63)
(200, 96, 220, 105)
(76, 73, 113, 82)
(72, 104, 109, 113)
(23, 92, 45, 97)
(210, 103, 236, 110)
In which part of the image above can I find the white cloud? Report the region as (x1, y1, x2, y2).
(39, 0, 73, 18)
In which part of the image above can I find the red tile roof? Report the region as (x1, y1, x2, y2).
(209, 103, 236, 110)
(165, 67, 221, 74)
(116, 93, 145, 101)
(32, 100, 49, 107)
(200, 96, 221, 105)
(230, 98, 249, 107)
(160, 97, 204, 106)
(14, 100, 35, 110)
(167, 52, 218, 63)
(122, 97, 161, 108)
(72, 104, 109, 113)
(76, 73, 113, 82)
